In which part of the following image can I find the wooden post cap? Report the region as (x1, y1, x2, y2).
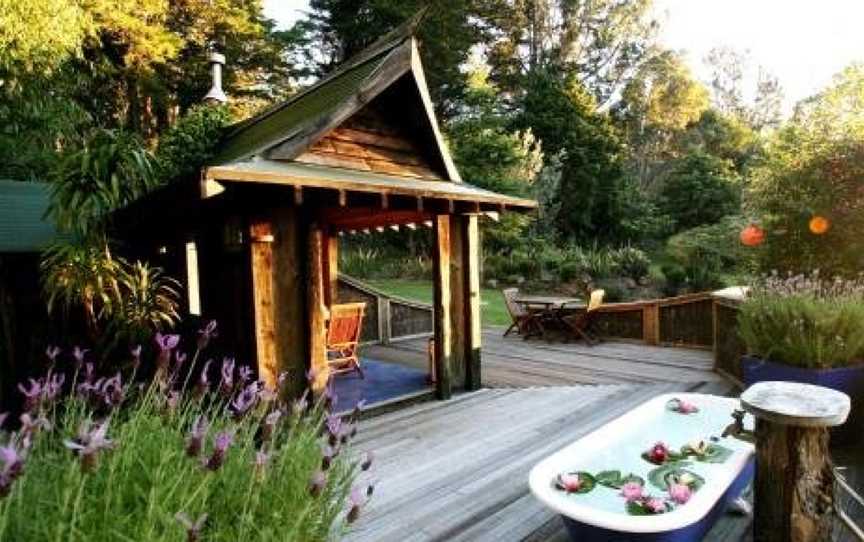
(741, 381, 850, 428)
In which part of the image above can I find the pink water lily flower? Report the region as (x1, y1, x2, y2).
(620, 481, 643, 502)
(556, 473, 582, 493)
(645, 497, 667, 514)
(646, 442, 671, 464)
(668, 483, 693, 504)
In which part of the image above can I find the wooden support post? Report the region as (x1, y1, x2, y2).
(432, 214, 452, 400)
(643, 303, 660, 345)
(249, 220, 278, 390)
(307, 224, 330, 392)
(463, 215, 482, 390)
(323, 229, 338, 307)
(448, 216, 467, 389)
(741, 382, 851, 542)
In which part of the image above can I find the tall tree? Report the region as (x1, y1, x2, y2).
(296, 0, 483, 116)
(481, 0, 658, 105)
(705, 46, 783, 131)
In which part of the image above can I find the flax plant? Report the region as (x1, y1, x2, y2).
(0, 324, 374, 541)
(738, 271, 864, 368)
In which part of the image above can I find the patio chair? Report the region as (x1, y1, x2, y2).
(502, 288, 537, 338)
(562, 289, 605, 345)
(326, 302, 366, 378)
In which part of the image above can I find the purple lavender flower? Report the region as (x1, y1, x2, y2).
(203, 431, 233, 471)
(45, 346, 61, 363)
(277, 371, 289, 390)
(238, 366, 253, 384)
(291, 390, 309, 417)
(100, 373, 124, 408)
(254, 450, 270, 472)
(130, 345, 142, 369)
(325, 415, 343, 445)
(186, 416, 208, 458)
(261, 409, 282, 442)
(18, 379, 42, 411)
(321, 444, 337, 471)
(0, 442, 26, 496)
(72, 346, 89, 367)
(309, 470, 327, 497)
(64, 421, 115, 472)
(45, 371, 64, 401)
(175, 512, 208, 542)
(166, 391, 181, 413)
(323, 383, 338, 411)
(175, 351, 188, 365)
(19, 413, 51, 438)
(196, 320, 218, 351)
(195, 360, 213, 398)
(346, 486, 368, 524)
(305, 367, 317, 386)
(230, 383, 259, 418)
(219, 358, 235, 396)
(155, 333, 181, 371)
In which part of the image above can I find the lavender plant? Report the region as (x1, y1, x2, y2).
(0, 323, 375, 541)
(738, 271, 864, 368)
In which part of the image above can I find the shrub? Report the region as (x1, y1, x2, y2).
(738, 272, 864, 368)
(155, 104, 234, 182)
(611, 246, 651, 281)
(0, 325, 373, 541)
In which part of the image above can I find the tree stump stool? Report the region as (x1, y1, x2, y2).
(741, 381, 851, 542)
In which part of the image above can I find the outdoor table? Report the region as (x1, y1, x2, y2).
(514, 296, 585, 340)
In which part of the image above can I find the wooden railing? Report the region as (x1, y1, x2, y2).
(337, 274, 433, 344)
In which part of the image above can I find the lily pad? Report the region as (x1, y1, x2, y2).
(641, 449, 685, 465)
(595, 470, 645, 489)
(554, 471, 596, 494)
(647, 462, 696, 491)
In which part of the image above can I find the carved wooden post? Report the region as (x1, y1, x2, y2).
(741, 381, 851, 542)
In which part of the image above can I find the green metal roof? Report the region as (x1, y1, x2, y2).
(215, 49, 394, 164)
(0, 180, 61, 253)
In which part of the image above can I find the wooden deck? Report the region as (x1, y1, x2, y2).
(347, 384, 752, 542)
(363, 328, 731, 391)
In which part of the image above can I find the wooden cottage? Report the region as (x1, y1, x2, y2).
(119, 22, 536, 400)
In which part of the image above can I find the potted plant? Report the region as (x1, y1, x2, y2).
(738, 272, 864, 443)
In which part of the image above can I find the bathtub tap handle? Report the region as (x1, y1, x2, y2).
(722, 409, 755, 443)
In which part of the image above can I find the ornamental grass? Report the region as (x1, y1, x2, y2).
(0, 323, 374, 541)
(738, 271, 864, 369)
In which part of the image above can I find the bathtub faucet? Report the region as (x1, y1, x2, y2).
(722, 409, 755, 443)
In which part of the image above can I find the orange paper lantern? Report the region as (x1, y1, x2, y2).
(740, 224, 765, 247)
(809, 215, 830, 235)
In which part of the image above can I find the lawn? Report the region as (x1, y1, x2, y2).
(366, 279, 510, 327)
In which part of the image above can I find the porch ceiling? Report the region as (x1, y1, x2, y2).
(203, 159, 537, 211)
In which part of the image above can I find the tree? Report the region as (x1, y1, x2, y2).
(481, 0, 658, 105)
(705, 46, 784, 131)
(657, 151, 741, 233)
(296, 0, 483, 116)
(746, 65, 864, 276)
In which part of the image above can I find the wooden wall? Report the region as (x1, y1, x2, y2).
(296, 93, 445, 180)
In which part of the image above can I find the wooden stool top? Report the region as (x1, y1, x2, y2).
(741, 381, 850, 428)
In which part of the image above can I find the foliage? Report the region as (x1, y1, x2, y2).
(612, 246, 651, 281)
(666, 215, 753, 272)
(657, 151, 741, 233)
(0, 0, 91, 73)
(41, 242, 180, 345)
(738, 272, 864, 368)
(49, 129, 158, 237)
(705, 47, 783, 131)
(746, 65, 864, 276)
(155, 104, 234, 181)
(0, 330, 370, 540)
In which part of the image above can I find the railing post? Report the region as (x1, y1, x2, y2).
(642, 302, 660, 345)
(741, 382, 851, 542)
(379, 297, 391, 345)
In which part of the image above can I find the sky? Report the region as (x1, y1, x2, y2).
(262, 0, 864, 111)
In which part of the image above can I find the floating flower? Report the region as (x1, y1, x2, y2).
(667, 398, 699, 414)
(668, 483, 692, 504)
(644, 442, 671, 465)
(175, 512, 208, 542)
(556, 473, 582, 493)
(64, 420, 116, 472)
(684, 439, 710, 456)
(620, 481, 644, 502)
(346, 486, 367, 524)
(186, 416, 208, 458)
(644, 497, 668, 514)
(196, 320, 218, 351)
(309, 470, 327, 497)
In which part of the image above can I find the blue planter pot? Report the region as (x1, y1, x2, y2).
(741, 355, 864, 444)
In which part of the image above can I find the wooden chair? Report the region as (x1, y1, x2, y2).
(502, 288, 537, 338)
(326, 302, 366, 378)
(563, 289, 605, 345)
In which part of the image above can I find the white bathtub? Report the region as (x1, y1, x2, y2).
(529, 393, 755, 541)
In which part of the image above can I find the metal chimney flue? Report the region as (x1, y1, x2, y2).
(204, 51, 228, 104)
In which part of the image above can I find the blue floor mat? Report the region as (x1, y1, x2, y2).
(332, 359, 430, 412)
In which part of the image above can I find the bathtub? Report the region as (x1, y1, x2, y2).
(529, 393, 755, 542)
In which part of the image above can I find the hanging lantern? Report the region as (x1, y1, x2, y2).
(740, 224, 765, 247)
(809, 215, 830, 235)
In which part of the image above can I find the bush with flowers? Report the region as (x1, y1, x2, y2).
(0, 321, 373, 541)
